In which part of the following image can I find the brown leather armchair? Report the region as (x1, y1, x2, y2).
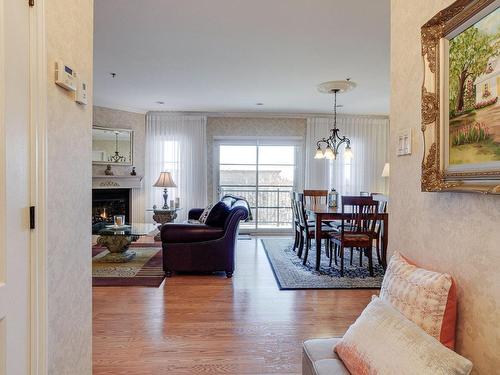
(160, 196, 250, 278)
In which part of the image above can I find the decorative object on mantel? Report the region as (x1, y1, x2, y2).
(92, 175, 143, 189)
(104, 164, 114, 175)
(130, 166, 136, 176)
(421, 0, 500, 194)
(153, 171, 177, 209)
(314, 79, 355, 160)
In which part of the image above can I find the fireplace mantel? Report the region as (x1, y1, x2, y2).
(92, 175, 143, 189)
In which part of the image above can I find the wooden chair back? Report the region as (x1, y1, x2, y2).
(294, 192, 310, 229)
(303, 189, 328, 205)
(290, 192, 300, 226)
(340, 196, 378, 237)
(371, 193, 388, 235)
(371, 193, 388, 213)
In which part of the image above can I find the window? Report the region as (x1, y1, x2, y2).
(215, 139, 302, 232)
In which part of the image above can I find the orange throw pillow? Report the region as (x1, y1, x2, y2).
(379, 252, 457, 349)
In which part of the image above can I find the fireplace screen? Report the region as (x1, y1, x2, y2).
(92, 189, 130, 230)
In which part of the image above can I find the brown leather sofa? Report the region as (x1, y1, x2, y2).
(160, 195, 250, 278)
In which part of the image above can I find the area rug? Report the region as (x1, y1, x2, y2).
(92, 245, 165, 287)
(261, 238, 384, 290)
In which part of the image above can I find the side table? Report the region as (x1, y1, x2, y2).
(147, 208, 181, 241)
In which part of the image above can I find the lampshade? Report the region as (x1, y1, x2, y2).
(344, 145, 353, 160)
(153, 171, 177, 188)
(381, 163, 390, 177)
(314, 147, 325, 159)
(324, 146, 335, 160)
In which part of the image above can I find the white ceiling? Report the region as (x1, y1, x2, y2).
(93, 0, 390, 115)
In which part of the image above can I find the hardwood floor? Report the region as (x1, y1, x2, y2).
(93, 237, 375, 375)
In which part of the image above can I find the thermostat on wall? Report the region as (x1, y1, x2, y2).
(55, 60, 76, 91)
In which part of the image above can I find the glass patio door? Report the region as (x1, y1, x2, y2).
(215, 139, 301, 232)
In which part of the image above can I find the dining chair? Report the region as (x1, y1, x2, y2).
(303, 189, 338, 227)
(290, 192, 302, 255)
(328, 196, 379, 276)
(295, 192, 337, 266)
(303, 190, 328, 205)
(332, 195, 374, 267)
(371, 193, 388, 267)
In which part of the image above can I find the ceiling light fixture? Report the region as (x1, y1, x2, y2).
(256, 102, 264, 106)
(314, 79, 356, 161)
(156, 101, 165, 105)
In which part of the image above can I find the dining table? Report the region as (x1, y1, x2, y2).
(304, 203, 389, 272)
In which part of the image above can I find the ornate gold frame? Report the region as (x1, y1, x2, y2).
(421, 0, 500, 194)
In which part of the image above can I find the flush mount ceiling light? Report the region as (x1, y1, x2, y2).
(314, 79, 356, 161)
(156, 101, 165, 105)
(256, 102, 264, 106)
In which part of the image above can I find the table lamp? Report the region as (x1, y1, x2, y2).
(381, 163, 390, 178)
(153, 171, 177, 209)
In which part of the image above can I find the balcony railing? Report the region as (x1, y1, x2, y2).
(219, 185, 293, 229)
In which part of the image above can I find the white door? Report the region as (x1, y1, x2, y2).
(0, 0, 31, 373)
(216, 140, 301, 232)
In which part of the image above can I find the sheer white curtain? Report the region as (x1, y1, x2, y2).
(145, 113, 208, 222)
(305, 117, 333, 189)
(305, 115, 389, 196)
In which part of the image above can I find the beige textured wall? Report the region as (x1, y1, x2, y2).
(206, 117, 306, 201)
(92, 106, 145, 177)
(390, 1, 500, 373)
(45, 0, 93, 373)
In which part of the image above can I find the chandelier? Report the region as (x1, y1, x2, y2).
(314, 80, 355, 160)
(108, 131, 127, 163)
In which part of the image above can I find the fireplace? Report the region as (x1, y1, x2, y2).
(92, 188, 130, 229)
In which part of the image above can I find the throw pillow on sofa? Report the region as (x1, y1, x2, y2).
(379, 252, 457, 349)
(335, 296, 473, 375)
(198, 204, 213, 224)
(205, 201, 231, 227)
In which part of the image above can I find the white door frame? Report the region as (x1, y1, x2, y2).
(0, 0, 47, 373)
(29, 0, 48, 373)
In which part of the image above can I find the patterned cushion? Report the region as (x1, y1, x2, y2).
(198, 204, 213, 224)
(379, 252, 457, 349)
(335, 297, 473, 375)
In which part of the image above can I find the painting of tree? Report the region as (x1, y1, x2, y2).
(448, 7, 500, 167)
(449, 27, 498, 114)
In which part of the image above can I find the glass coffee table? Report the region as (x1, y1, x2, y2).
(93, 223, 157, 263)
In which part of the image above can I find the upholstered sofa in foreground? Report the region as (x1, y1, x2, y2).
(303, 338, 349, 375)
(302, 253, 473, 375)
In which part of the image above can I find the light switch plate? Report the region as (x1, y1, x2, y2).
(397, 128, 412, 156)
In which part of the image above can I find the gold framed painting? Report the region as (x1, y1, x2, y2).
(421, 0, 500, 193)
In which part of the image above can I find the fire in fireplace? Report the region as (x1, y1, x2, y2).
(92, 189, 130, 228)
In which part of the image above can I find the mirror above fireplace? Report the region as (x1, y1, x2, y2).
(92, 126, 134, 166)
